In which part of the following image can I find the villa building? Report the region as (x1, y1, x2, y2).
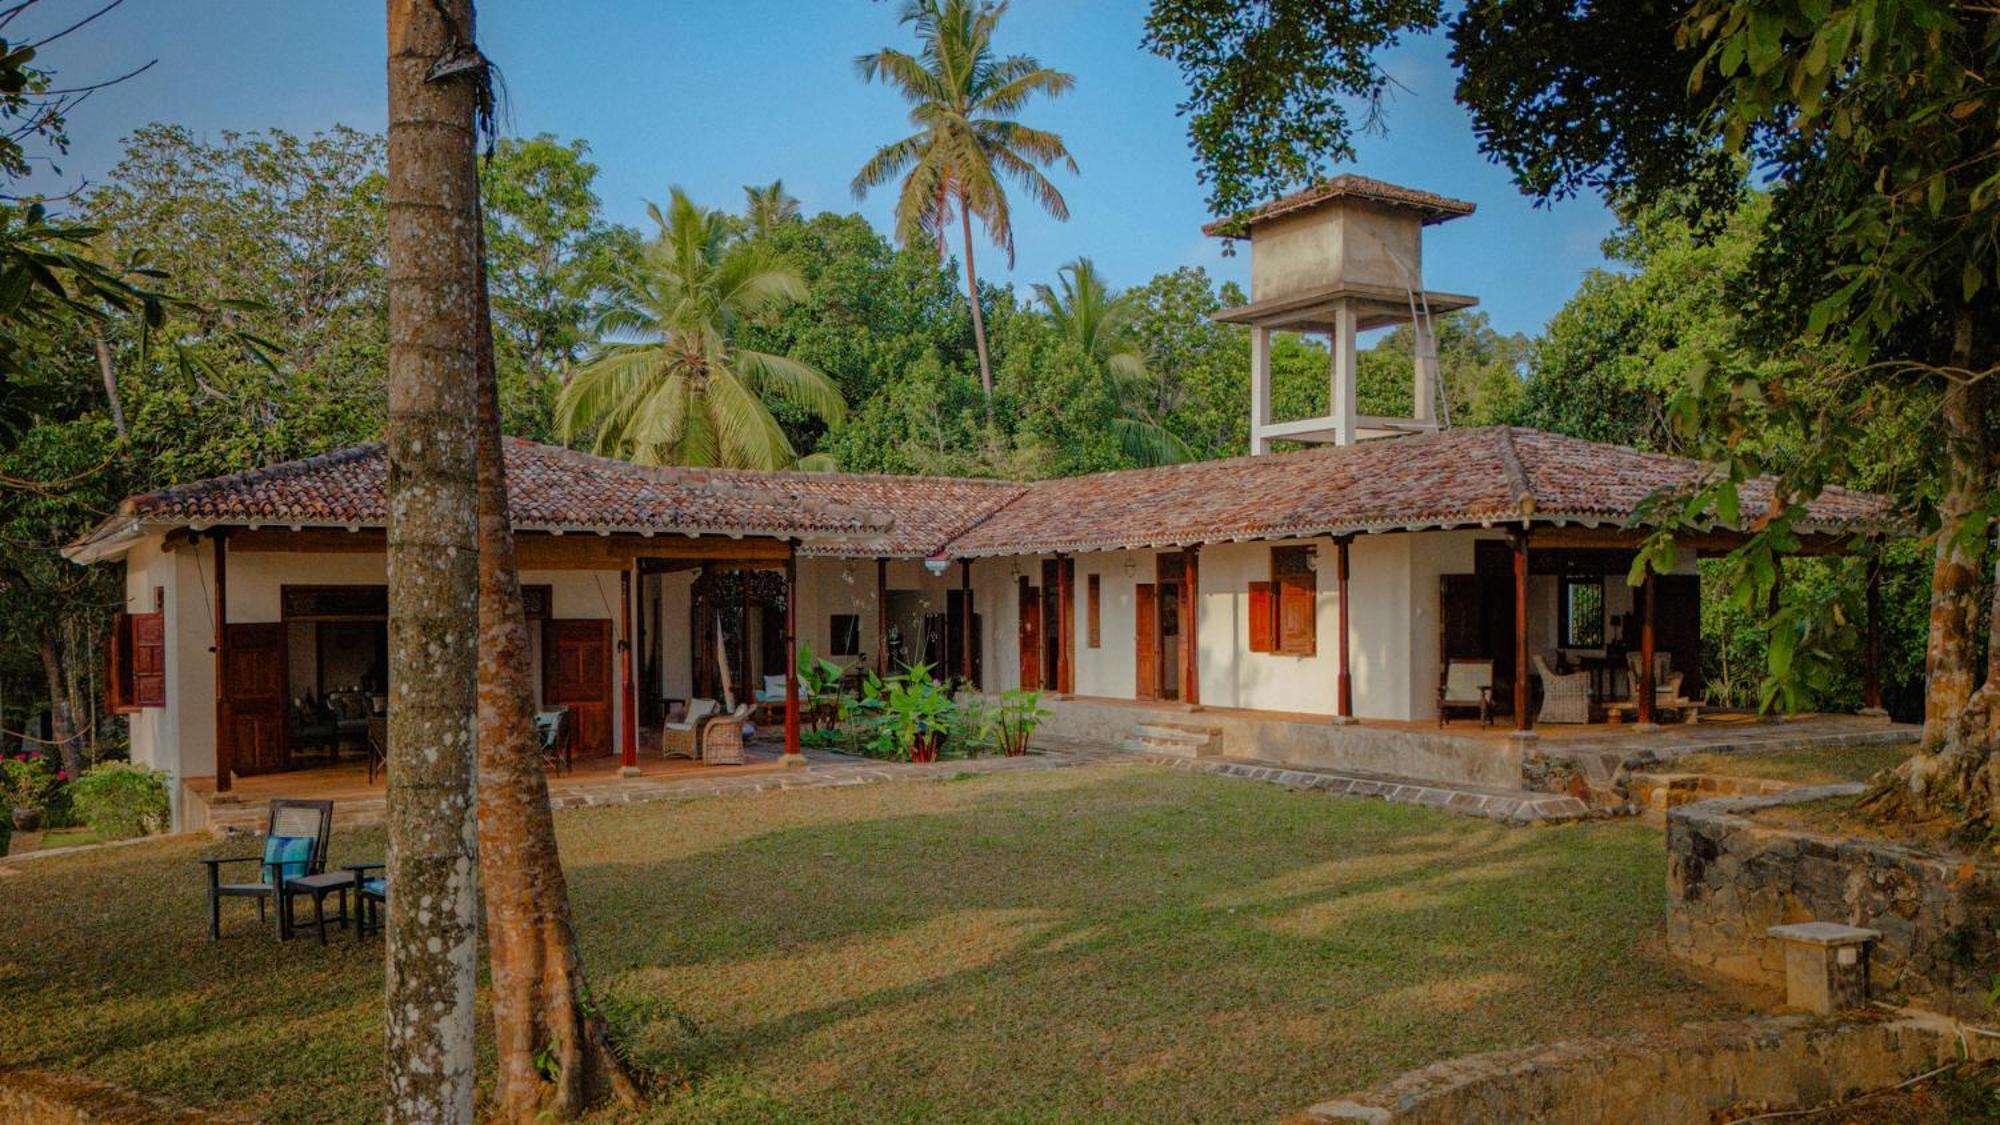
(64, 177, 1894, 827)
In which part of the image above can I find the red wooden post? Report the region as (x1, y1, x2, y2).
(960, 558, 975, 690)
(1184, 546, 1200, 707)
(875, 556, 889, 678)
(619, 567, 639, 772)
(1638, 569, 1657, 726)
(783, 546, 801, 762)
(212, 529, 233, 794)
(1512, 532, 1530, 732)
(1863, 552, 1884, 712)
(1334, 536, 1353, 721)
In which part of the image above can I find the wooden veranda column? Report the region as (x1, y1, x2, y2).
(1512, 531, 1530, 732)
(1184, 546, 1200, 707)
(212, 529, 232, 794)
(1334, 535, 1353, 722)
(619, 567, 638, 774)
(960, 558, 976, 690)
(875, 557, 889, 678)
(782, 545, 802, 764)
(1863, 552, 1885, 713)
(1637, 570, 1658, 726)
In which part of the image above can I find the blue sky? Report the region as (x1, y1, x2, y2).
(47, 0, 1619, 340)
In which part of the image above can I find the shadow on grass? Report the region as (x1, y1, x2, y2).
(0, 766, 1733, 1123)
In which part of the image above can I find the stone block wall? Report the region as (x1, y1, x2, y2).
(1667, 786, 2000, 1019)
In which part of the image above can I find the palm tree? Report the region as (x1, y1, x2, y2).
(852, 0, 1077, 402)
(1036, 257, 1190, 466)
(556, 188, 845, 469)
(742, 179, 800, 239)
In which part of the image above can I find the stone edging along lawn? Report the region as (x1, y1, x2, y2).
(1299, 1008, 1998, 1124)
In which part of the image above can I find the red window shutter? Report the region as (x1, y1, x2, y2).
(1278, 573, 1317, 656)
(1247, 581, 1274, 653)
(132, 612, 167, 707)
(107, 612, 135, 714)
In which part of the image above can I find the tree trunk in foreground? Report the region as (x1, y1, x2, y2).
(36, 633, 81, 779)
(473, 228, 643, 1120)
(1864, 314, 1998, 836)
(384, 0, 483, 1118)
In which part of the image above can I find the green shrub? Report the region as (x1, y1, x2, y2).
(68, 763, 170, 839)
(0, 754, 58, 812)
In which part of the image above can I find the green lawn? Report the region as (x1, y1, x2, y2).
(0, 765, 1746, 1122)
(1666, 741, 1915, 786)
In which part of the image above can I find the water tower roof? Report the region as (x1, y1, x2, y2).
(1202, 174, 1476, 237)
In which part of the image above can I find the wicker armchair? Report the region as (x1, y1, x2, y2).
(1625, 651, 1692, 718)
(661, 698, 719, 759)
(1534, 655, 1593, 724)
(699, 704, 754, 765)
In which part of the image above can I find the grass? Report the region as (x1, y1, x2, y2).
(1667, 741, 1915, 786)
(0, 765, 1747, 1122)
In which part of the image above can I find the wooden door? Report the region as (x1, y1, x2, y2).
(1654, 575, 1703, 699)
(223, 623, 288, 775)
(1134, 582, 1157, 701)
(544, 619, 612, 756)
(1018, 577, 1042, 690)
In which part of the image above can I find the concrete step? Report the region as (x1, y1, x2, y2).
(1123, 723, 1221, 759)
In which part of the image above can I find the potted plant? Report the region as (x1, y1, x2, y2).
(2, 752, 60, 831)
(988, 690, 1051, 757)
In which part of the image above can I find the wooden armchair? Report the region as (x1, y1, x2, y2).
(1437, 659, 1496, 727)
(200, 799, 335, 941)
(662, 698, 719, 759)
(535, 708, 574, 776)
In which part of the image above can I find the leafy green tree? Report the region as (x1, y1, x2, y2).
(852, 0, 1078, 402)
(557, 188, 846, 469)
(1143, 0, 1444, 218)
(479, 134, 641, 440)
(1035, 258, 1191, 465)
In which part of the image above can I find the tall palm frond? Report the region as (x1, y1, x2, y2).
(742, 180, 801, 240)
(1037, 258, 1190, 467)
(556, 186, 845, 470)
(852, 0, 1077, 400)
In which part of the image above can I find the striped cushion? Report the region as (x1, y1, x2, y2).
(262, 835, 313, 884)
(361, 878, 387, 898)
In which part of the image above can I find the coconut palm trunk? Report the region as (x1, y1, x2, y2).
(472, 221, 642, 1119)
(957, 195, 992, 399)
(384, 0, 483, 1118)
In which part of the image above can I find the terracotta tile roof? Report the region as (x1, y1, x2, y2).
(1202, 174, 1477, 236)
(941, 427, 1892, 557)
(92, 440, 897, 542)
(69, 428, 1892, 563)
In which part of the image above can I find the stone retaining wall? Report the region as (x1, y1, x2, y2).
(1301, 1011, 1992, 1124)
(1667, 786, 2000, 1019)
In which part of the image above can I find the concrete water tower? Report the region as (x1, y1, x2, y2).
(1205, 175, 1478, 452)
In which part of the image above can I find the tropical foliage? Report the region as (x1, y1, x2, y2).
(555, 188, 846, 469)
(853, 0, 1077, 401)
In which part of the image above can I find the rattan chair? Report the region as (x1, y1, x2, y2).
(699, 704, 754, 765)
(1534, 655, 1593, 724)
(662, 698, 719, 759)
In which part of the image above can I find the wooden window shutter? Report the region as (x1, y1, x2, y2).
(1247, 581, 1274, 653)
(132, 612, 167, 707)
(1086, 574, 1101, 648)
(107, 612, 135, 713)
(1271, 546, 1317, 656)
